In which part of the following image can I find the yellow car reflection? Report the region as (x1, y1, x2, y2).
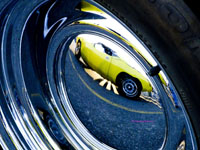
(75, 37, 153, 98)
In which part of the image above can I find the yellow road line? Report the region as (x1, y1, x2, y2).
(69, 52, 163, 115)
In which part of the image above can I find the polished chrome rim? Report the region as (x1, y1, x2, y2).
(0, 0, 197, 149)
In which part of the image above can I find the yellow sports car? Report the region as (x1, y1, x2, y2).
(75, 37, 153, 98)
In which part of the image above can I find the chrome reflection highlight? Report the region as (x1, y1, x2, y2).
(0, 0, 197, 150)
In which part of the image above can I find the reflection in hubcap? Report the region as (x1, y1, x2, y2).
(65, 32, 166, 149)
(0, 0, 197, 149)
(123, 79, 137, 96)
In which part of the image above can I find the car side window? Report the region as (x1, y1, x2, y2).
(94, 43, 118, 57)
(100, 44, 112, 56)
(94, 43, 112, 56)
(104, 47, 112, 56)
(94, 43, 105, 53)
(111, 50, 118, 57)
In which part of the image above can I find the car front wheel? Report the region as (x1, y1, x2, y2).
(117, 75, 142, 99)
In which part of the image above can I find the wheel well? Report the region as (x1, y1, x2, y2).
(116, 72, 142, 89)
(116, 72, 127, 85)
(116, 72, 132, 85)
(77, 39, 81, 44)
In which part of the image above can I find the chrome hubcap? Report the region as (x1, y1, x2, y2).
(0, 0, 197, 149)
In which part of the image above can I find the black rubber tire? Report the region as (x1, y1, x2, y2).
(117, 75, 142, 99)
(95, 0, 200, 145)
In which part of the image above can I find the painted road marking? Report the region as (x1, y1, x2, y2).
(68, 51, 163, 115)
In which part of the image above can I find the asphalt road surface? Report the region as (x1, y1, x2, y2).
(65, 49, 166, 150)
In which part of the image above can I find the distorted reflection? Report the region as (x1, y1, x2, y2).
(65, 33, 166, 149)
(74, 34, 155, 99)
(78, 0, 158, 67)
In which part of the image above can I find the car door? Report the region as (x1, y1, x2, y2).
(87, 43, 112, 79)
